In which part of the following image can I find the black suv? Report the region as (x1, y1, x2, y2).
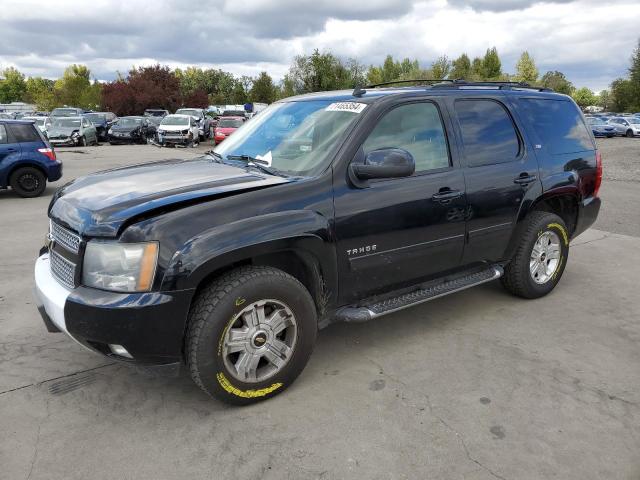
(34, 81, 601, 404)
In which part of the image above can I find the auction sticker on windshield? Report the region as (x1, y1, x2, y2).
(325, 102, 367, 113)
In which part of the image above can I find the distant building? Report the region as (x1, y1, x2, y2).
(0, 102, 36, 113)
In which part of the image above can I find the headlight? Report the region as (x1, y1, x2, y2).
(71, 131, 79, 137)
(82, 241, 159, 292)
(108, 128, 113, 134)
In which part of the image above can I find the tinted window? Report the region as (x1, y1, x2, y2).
(363, 102, 450, 173)
(455, 99, 520, 167)
(7, 124, 40, 143)
(0, 125, 7, 144)
(519, 99, 593, 154)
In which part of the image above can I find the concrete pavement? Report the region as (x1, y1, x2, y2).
(1, 146, 638, 480)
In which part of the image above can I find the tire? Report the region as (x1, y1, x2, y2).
(186, 266, 317, 405)
(501, 211, 570, 299)
(626, 130, 634, 138)
(10, 166, 47, 198)
(80, 136, 87, 146)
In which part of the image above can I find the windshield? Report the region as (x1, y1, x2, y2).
(214, 100, 365, 176)
(218, 118, 243, 128)
(117, 117, 142, 127)
(176, 109, 200, 117)
(52, 108, 79, 116)
(145, 110, 166, 117)
(587, 117, 604, 125)
(52, 118, 82, 128)
(86, 114, 106, 123)
(161, 116, 189, 126)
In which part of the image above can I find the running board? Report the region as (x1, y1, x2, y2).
(335, 265, 503, 323)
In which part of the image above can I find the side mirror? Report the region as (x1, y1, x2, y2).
(351, 148, 415, 181)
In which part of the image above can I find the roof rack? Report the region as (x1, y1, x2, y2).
(352, 79, 553, 97)
(364, 79, 455, 88)
(431, 80, 553, 92)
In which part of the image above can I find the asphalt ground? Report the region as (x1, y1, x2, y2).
(1, 138, 638, 480)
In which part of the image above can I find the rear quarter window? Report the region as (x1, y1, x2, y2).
(7, 123, 41, 143)
(518, 98, 593, 154)
(454, 99, 521, 167)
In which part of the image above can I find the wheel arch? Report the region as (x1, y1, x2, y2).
(505, 190, 579, 262)
(7, 161, 47, 186)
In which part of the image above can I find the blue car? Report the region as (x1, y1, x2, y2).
(586, 117, 616, 137)
(0, 119, 62, 197)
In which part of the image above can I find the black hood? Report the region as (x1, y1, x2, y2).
(49, 157, 291, 237)
(110, 124, 141, 134)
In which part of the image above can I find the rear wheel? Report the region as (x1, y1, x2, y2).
(501, 212, 570, 299)
(10, 166, 46, 198)
(187, 266, 317, 405)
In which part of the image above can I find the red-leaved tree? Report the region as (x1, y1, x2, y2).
(102, 65, 181, 115)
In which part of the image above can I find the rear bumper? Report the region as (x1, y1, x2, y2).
(46, 162, 63, 182)
(34, 253, 195, 365)
(573, 196, 601, 238)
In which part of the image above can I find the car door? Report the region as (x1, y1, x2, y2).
(85, 119, 97, 143)
(0, 124, 21, 186)
(447, 95, 541, 265)
(333, 100, 467, 303)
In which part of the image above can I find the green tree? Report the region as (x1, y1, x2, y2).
(610, 78, 637, 111)
(431, 55, 450, 80)
(288, 49, 355, 93)
(515, 51, 538, 83)
(24, 77, 55, 110)
(540, 70, 574, 95)
(450, 54, 471, 79)
(0, 67, 27, 103)
(249, 71, 276, 103)
(276, 74, 296, 100)
(482, 47, 502, 79)
(597, 89, 611, 110)
(571, 87, 596, 108)
(471, 57, 484, 79)
(54, 64, 97, 108)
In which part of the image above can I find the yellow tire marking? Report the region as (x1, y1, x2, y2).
(235, 297, 246, 306)
(216, 372, 282, 398)
(547, 223, 569, 246)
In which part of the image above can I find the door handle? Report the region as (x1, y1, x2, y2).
(432, 189, 463, 203)
(514, 173, 537, 185)
(6, 148, 17, 152)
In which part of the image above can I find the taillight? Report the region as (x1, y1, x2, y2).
(38, 147, 57, 162)
(594, 150, 602, 197)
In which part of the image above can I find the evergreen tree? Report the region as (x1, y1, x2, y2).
(515, 51, 538, 83)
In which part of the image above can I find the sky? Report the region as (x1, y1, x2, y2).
(0, 0, 638, 92)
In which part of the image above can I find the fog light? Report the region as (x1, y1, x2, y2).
(109, 344, 133, 359)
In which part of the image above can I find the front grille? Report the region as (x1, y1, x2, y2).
(50, 249, 77, 289)
(51, 221, 81, 253)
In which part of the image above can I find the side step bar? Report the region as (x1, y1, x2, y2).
(335, 265, 503, 323)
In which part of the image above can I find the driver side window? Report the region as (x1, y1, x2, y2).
(362, 102, 450, 173)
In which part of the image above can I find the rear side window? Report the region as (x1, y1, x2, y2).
(0, 125, 8, 144)
(7, 123, 41, 143)
(455, 99, 520, 167)
(363, 102, 450, 173)
(518, 99, 593, 154)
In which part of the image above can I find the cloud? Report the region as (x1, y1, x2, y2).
(0, 0, 638, 91)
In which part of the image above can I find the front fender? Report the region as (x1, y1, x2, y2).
(161, 210, 336, 292)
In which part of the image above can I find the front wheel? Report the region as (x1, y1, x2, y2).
(626, 130, 634, 138)
(186, 266, 317, 405)
(501, 212, 570, 299)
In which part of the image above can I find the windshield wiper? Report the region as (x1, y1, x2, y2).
(226, 154, 287, 177)
(204, 150, 224, 163)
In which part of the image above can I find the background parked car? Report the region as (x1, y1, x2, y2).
(108, 116, 156, 144)
(0, 119, 61, 197)
(50, 107, 85, 117)
(608, 117, 640, 137)
(84, 112, 117, 141)
(144, 109, 169, 118)
(214, 116, 245, 144)
(47, 116, 99, 146)
(156, 114, 199, 146)
(586, 116, 616, 137)
(175, 108, 211, 141)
